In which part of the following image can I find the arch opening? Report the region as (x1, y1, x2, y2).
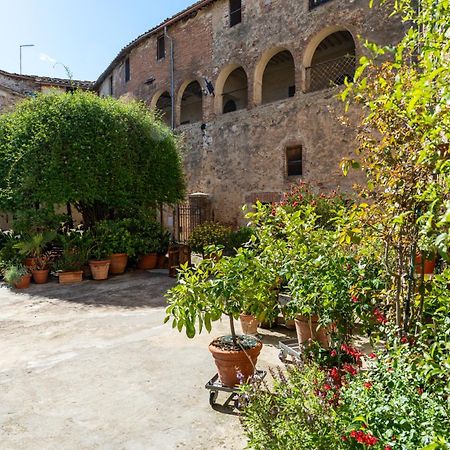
(222, 67, 248, 114)
(180, 81, 203, 125)
(306, 30, 356, 92)
(155, 91, 173, 127)
(262, 50, 296, 105)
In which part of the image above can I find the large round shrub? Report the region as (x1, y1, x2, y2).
(0, 90, 185, 225)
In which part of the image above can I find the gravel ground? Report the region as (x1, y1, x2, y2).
(0, 271, 288, 450)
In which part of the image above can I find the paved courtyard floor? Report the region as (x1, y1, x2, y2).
(0, 271, 290, 450)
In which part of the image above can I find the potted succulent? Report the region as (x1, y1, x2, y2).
(14, 232, 56, 284)
(4, 264, 32, 289)
(165, 248, 264, 388)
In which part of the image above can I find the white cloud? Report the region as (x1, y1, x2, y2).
(40, 53, 56, 64)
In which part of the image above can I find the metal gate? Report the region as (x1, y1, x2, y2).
(176, 194, 212, 243)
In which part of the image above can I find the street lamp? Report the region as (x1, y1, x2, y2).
(19, 44, 35, 75)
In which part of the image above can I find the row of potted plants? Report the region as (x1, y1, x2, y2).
(0, 217, 171, 288)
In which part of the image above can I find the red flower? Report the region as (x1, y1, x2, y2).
(401, 336, 408, 344)
(385, 446, 392, 450)
(417, 387, 424, 395)
(323, 383, 332, 391)
(364, 381, 373, 389)
(374, 308, 388, 324)
(342, 363, 358, 376)
(351, 295, 359, 303)
(368, 352, 377, 359)
(330, 350, 337, 357)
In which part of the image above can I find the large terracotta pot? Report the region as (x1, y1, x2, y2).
(88, 260, 111, 281)
(295, 315, 329, 348)
(240, 314, 259, 335)
(32, 269, 49, 284)
(59, 271, 83, 284)
(109, 253, 128, 274)
(157, 254, 167, 269)
(15, 274, 32, 289)
(415, 255, 436, 274)
(209, 339, 263, 388)
(137, 253, 158, 270)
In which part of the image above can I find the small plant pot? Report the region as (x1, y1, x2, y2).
(32, 269, 50, 284)
(240, 314, 259, 335)
(24, 257, 37, 269)
(137, 253, 158, 270)
(208, 339, 263, 388)
(109, 253, 128, 275)
(89, 260, 111, 281)
(59, 271, 83, 284)
(295, 315, 329, 348)
(14, 274, 32, 289)
(415, 255, 436, 274)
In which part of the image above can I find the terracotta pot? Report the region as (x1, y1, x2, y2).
(24, 257, 37, 269)
(240, 314, 259, 335)
(295, 315, 329, 348)
(209, 339, 263, 388)
(88, 260, 111, 280)
(32, 269, 49, 284)
(59, 271, 83, 284)
(109, 253, 128, 274)
(15, 274, 32, 289)
(415, 255, 436, 274)
(137, 253, 158, 270)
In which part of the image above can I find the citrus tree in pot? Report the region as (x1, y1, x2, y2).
(165, 250, 265, 388)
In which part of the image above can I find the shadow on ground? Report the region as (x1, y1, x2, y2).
(8, 270, 176, 309)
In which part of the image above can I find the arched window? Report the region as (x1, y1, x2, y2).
(261, 50, 296, 104)
(305, 30, 356, 92)
(180, 81, 203, 125)
(155, 91, 172, 127)
(222, 67, 248, 114)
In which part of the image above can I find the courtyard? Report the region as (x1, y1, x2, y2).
(0, 271, 284, 450)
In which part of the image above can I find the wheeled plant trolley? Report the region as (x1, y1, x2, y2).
(278, 338, 302, 364)
(205, 370, 266, 410)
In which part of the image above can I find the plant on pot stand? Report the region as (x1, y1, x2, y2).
(165, 249, 264, 388)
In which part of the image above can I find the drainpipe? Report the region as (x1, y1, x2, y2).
(164, 26, 175, 130)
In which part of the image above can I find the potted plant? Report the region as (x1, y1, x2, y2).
(4, 264, 32, 289)
(94, 220, 134, 275)
(83, 227, 111, 281)
(165, 249, 264, 388)
(14, 232, 56, 284)
(415, 234, 437, 275)
(132, 220, 164, 270)
(55, 231, 90, 283)
(157, 229, 171, 269)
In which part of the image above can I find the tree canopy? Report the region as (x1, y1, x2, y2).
(0, 90, 185, 224)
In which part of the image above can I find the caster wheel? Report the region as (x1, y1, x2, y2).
(279, 351, 287, 363)
(209, 390, 218, 406)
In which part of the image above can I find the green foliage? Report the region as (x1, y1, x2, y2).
(0, 90, 185, 224)
(12, 208, 70, 235)
(124, 217, 167, 256)
(14, 232, 56, 258)
(242, 363, 342, 450)
(92, 219, 136, 257)
(0, 231, 22, 269)
(54, 230, 89, 271)
(188, 222, 232, 255)
(3, 264, 29, 286)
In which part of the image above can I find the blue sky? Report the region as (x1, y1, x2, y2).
(0, 0, 195, 81)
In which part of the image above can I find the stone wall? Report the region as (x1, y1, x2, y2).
(97, 0, 405, 225)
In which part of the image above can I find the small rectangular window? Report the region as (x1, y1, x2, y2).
(157, 35, 165, 60)
(286, 146, 303, 177)
(230, 0, 242, 27)
(109, 75, 113, 96)
(125, 57, 130, 82)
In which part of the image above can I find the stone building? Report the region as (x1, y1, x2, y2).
(0, 69, 93, 113)
(95, 0, 405, 228)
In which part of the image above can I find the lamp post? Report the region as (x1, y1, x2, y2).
(19, 44, 35, 74)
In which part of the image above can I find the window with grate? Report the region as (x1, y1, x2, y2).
(125, 57, 130, 82)
(286, 146, 302, 176)
(230, 0, 242, 27)
(157, 35, 165, 60)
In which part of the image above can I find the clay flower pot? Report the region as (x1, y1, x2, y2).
(88, 260, 111, 281)
(295, 315, 329, 348)
(415, 255, 436, 275)
(109, 253, 128, 275)
(239, 314, 259, 335)
(157, 254, 167, 269)
(209, 339, 263, 388)
(59, 271, 83, 284)
(15, 274, 32, 289)
(32, 269, 50, 284)
(137, 253, 158, 270)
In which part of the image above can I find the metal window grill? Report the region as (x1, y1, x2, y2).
(305, 55, 356, 93)
(309, 0, 333, 10)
